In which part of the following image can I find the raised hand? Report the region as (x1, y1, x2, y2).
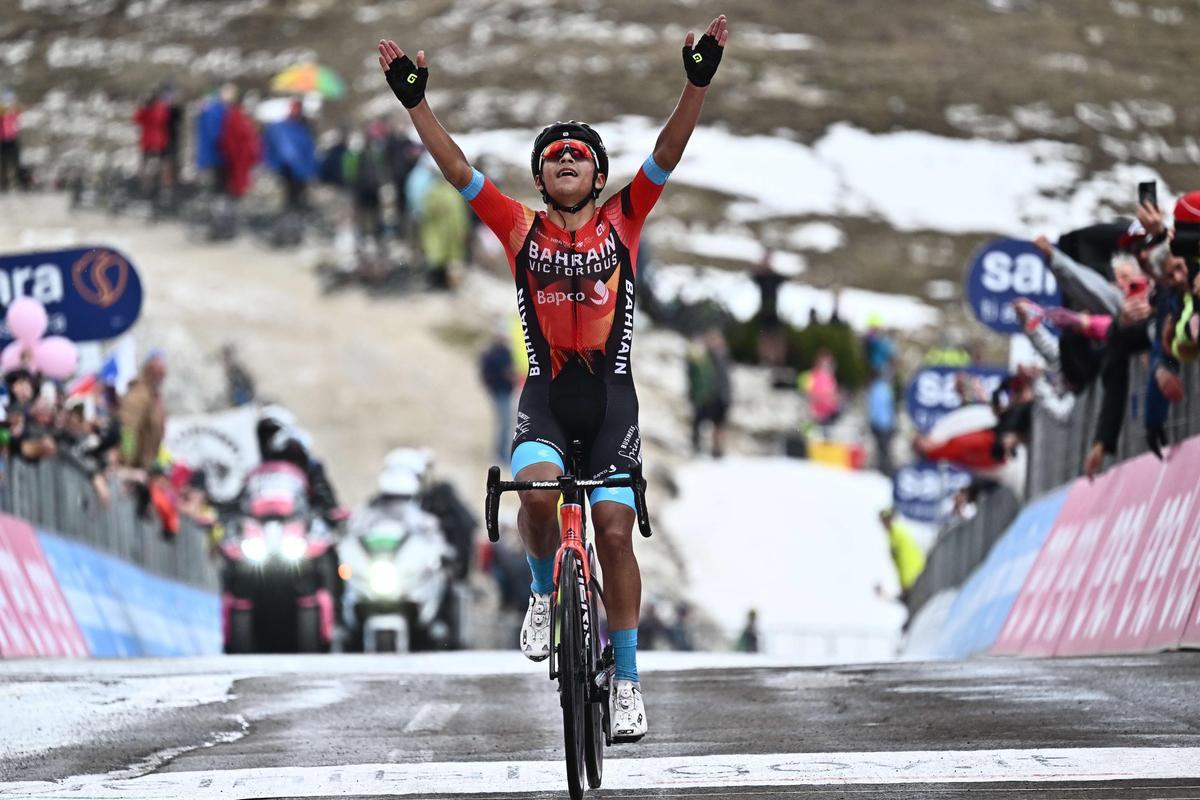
(682, 14, 728, 87)
(378, 40, 428, 109)
(1137, 199, 1165, 236)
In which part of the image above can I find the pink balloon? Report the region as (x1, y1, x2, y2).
(5, 297, 48, 345)
(34, 336, 79, 380)
(1, 341, 26, 373)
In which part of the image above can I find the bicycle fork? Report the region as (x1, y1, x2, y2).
(550, 501, 588, 682)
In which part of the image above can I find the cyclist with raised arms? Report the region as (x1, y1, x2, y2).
(378, 14, 728, 742)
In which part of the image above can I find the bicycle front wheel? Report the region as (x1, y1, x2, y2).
(584, 574, 604, 789)
(557, 548, 587, 800)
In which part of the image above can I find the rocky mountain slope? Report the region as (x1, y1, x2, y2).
(4, 0, 1198, 312)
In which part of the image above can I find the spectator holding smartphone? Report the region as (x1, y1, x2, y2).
(1084, 192, 1197, 476)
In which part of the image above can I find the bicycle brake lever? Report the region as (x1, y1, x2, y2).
(630, 465, 653, 538)
(485, 466, 501, 542)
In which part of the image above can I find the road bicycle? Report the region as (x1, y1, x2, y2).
(485, 441, 652, 800)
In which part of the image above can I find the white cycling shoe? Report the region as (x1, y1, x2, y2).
(520, 592, 552, 662)
(609, 679, 648, 742)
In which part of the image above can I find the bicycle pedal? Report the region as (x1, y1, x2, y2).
(610, 732, 646, 745)
(594, 663, 614, 690)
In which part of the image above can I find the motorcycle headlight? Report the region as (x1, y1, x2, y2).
(281, 535, 307, 561)
(241, 537, 267, 563)
(368, 561, 399, 596)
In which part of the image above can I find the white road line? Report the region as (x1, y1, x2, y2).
(402, 702, 461, 733)
(3, 747, 1200, 798)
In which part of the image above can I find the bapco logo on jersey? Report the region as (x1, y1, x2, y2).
(537, 289, 587, 306)
(536, 280, 611, 307)
(591, 279, 610, 304)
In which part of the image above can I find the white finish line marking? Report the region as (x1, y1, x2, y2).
(3, 748, 1200, 798)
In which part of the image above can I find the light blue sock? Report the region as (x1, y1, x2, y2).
(611, 628, 639, 683)
(527, 553, 556, 595)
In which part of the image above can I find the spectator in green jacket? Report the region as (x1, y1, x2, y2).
(686, 329, 733, 458)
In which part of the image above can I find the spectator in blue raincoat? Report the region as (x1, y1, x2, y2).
(867, 367, 896, 477)
(262, 101, 318, 212)
(195, 83, 233, 190)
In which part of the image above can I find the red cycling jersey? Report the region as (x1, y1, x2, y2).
(462, 157, 668, 384)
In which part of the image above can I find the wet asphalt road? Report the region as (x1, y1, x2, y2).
(1, 652, 1199, 798)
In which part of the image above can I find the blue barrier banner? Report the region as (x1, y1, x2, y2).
(893, 461, 972, 523)
(36, 531, 220, 657)
(965, 238, 1061, 335)
(905, 364, 1008, 432)
(931, 487, 1069, 659)
(0, 247, 143, 344)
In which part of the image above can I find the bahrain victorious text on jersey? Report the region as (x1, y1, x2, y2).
(460, 157, 669, 385)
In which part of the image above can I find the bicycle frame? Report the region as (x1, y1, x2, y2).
(484, 446, 652, 798)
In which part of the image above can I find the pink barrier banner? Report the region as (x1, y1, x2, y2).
(0, 514, 88, 657)
(991, 473, 1118, 655)
(993, 437, 1200, 658)
(1136, 437, 1200, 652)
(1054, 453, 1164, 656)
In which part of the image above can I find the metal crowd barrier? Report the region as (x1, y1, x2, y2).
(0, 457, 218, 591)
(1027, 360, 1200, 499)
(908, 359, 1200, 618)
(905, 487, 1020, 616)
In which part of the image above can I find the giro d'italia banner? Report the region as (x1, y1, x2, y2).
(0, 247, 144, 344)
(164, 407, 261, 503)
(965, 238, 1061, 335)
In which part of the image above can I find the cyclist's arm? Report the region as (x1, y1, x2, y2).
(619, 50, 719, 220)
(651, 17, 728, 172)
(406, 101, 474, 190)
(651, 82, 707, 174)
(615, 85, 710, 223)
(377, 43, 473, 189)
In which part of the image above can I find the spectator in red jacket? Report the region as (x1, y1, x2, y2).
(218, 95, 260, 199)
(134, 89, 171, 202)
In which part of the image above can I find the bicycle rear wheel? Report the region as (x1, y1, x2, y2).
(557, 549, 587, 800)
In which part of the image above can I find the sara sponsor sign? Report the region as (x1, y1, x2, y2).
(0, 247, 144, 343)
(905, 364, 1008, 432)
(965, 238, 1061, 335)
(892, 461, 972, 523)
(165, 406, 261, 502)
(0, 515, 88, 657)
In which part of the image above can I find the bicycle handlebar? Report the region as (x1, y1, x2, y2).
(485, 464, 653, 542)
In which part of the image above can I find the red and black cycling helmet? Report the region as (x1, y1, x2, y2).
(530, 120, 609, 180)
(530, 121, 609, 212)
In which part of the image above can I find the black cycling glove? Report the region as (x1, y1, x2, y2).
(682, 33, 723, 87)
(384, 54, 428, 109)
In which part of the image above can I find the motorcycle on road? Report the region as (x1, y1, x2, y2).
(219, 461, 338, 653)
(338, 501, 464, 652)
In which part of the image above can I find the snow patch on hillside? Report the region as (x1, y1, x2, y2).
(651, 265, 939, 332)
(458, 117, 1165, 238)
(661, 457, 907, 662)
